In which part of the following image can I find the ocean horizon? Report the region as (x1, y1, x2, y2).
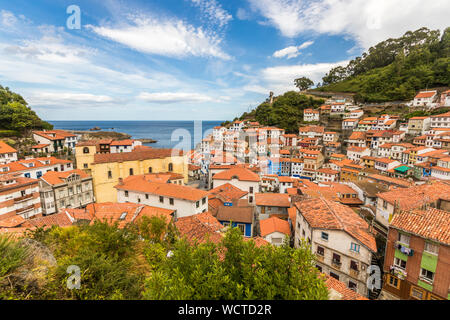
(49, 120, 225, 150)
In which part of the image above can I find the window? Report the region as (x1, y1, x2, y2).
(108, 170, 112, 179)
(330, 272, 339, 281)
(382, 200, 388, 209)
(168, 163, 173, 172)
(394, 257, 406, 270)
(129, 168, 134, 176)
(398, 233, 410, 246)
(332, 253, 341, 264)
(348, 281, 357, 291)
(321, 232, 329, 241)
(237, 223, 245, 234)
(424, 242, 439, 255)
(316, 246, 324, 256)
(249, 196, 253, 203)
(196, 201, 199, 208)
(145, 194, 149, 200)
(159, 196, 164, 203)
(350, 260, 359, 271)
(119, 212, 127, 220)
(316, 265, 322, 272)
(124, 191, 128, 197)
(169, 198, 174, 205)
(83, 163, 88, 169)
(83, 147, 90, 154)
(148, 167, 152, 173)
(249, 186, 254, 193)
(420, 268, 434, 283)
(272, 238, 282, 244)
(350, 243, 360, 253)
(387, 275, 400, 289)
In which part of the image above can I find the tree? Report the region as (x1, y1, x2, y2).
(294, 77, 314, 92)
(143, 227, 329, 300)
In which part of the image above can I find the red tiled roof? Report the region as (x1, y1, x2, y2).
(295, 198, 376, 252)
(93, 148, 183, 164)
(415, 91, 437, 99)
(212, 167, 260, 182)
(260, 217, 290, 237)
(115, 175, 208, 201)
(41, 169, 90, 185)
(391, 208, 450, 245)
(324, 275, 369, 300)
(0, 141, 17, 154)
(255, 193, 290, 207)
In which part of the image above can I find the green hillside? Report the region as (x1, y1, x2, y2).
(314, 27, 450, 102)
(0, 85, 53, 136)
(230, 91, 325, 133)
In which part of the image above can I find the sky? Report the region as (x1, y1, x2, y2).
(0, 0, 449, 121)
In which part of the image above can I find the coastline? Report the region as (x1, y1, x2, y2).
(68, 130, 157, 143)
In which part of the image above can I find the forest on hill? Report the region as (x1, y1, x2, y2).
(228, 91, 325, 133)
(314, 27, 450, 102)
(0, 85, 53, 137)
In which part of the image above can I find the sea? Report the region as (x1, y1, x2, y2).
(49, 120, 224, 150)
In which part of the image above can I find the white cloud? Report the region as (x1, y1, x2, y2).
(28, 92, 117, 106)
(243, 84, 270, 95)
(88, 15, 230, 60)
(236, 8, 251, 20)
(189, 0, 232, 28)
(259, 60, 348, 94)
(273, 40, 314, 59)
(249, 0, 450, 49)
(0, 10, 18, 27)
(137, 92, 215, 104)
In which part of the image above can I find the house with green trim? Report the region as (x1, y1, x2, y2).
(380, 207, 450, 300)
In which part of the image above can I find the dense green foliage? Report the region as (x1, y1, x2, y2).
(294, 77, 314, 91)
(238, 91, 324, 133)
(0, 235, 30, 299)
(1, 219, 328, 300)
(317, 27, 450, 102)
(144, 228, 328, 300)
(0, 85, 53, 134)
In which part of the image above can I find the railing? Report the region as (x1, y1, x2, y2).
(332, 260, 342, 269)
(14, 193, 34, 203)
(316, 254, 324, 262)
(349, 268, 360, 278)
(16, 204, 35, 214)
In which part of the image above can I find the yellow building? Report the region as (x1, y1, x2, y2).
(75, 141, 97, 172)
(87, 149, 188, 203)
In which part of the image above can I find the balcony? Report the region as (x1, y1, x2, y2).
(349, 268, 360, 278)
(316, 254, 324, 262)
(332, 260, 342, 270)
(16, 204, 35, 214)
(390, 265, 407, 280)
(14, 193, 34, 203)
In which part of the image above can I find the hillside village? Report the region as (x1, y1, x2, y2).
(1, 86, 450, 300)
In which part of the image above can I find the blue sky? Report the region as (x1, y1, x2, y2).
(0, 0, 448, 121)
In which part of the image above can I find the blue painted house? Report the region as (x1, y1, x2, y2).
(216, 204, 254, 237)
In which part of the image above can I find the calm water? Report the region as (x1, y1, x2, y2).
(49, 120, 224, 150)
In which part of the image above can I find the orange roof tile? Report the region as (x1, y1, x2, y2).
(295, 198, 376, 252)
(115, 175, 208, 201)
(391, 208, 450, 245)
(212, 167, 260, 182)
(0, 141, 17, 154)
(260, 217, 291, 237)
(255, 193, 290, 207)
